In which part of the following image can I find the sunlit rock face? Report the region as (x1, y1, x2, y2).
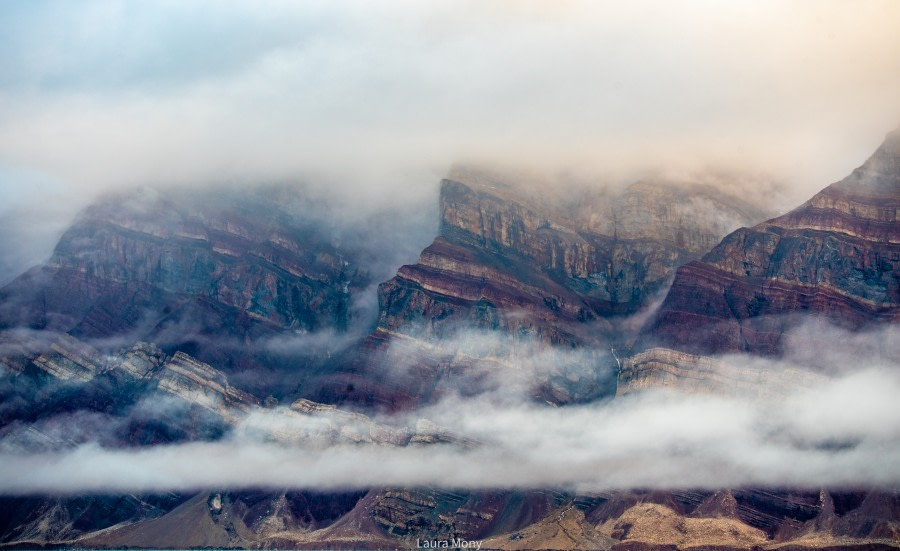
(621, 131, 900, 395)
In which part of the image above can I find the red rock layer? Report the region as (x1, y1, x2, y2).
(308, 173, 767, 408)
(639, 130, 900, 358)
(379, 175, 767, 348)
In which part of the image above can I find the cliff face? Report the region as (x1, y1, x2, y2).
(638, 131, 900, 359)
(0, 185, 368, 396)
(45, 189, 356, 332)
(619, 131, 900, 395)
(379, 174, 767, 343)
(314, 172, 767, 409)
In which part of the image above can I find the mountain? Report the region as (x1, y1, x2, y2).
(386, 168, 767, 339)
(303, 168, 768, 409)
(621, 130, 900, 394)
(1, 136, 899, 549)
(4, 487, 899, 550)
(0, 184, 370, 397)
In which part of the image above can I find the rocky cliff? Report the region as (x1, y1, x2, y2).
(621, 131, 900, 394)
(0, 184, 369, 397)
(308, 170, 768, 409)
(381, 170, 767, 342)
(641, 131, 900, 356)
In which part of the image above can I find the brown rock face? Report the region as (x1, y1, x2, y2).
(314, 171, 767, 408)
(638, 130, 900, 361)
(380, 173, 767, 344)
(0, 185, 369, 396)
(46, 186, 359, 333)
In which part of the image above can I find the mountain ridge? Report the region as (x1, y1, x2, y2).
(0, 135, 898, 548)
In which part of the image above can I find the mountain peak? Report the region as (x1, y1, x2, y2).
(830, 128, 900, 198)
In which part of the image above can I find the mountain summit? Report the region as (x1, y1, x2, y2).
(640, 130, 900, 357)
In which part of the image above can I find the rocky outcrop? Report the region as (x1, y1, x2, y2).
(31, 334, 107, 382)
(114, 341, 167, 380)
(0, 333, 257, 450)
(0, 184, 368, 397)
(308, 171, 767, 409)
(381, 172, 767, 344)
(156, 352, 258, 420)
(617, 347, 826, 397)
(640, 131, 900, 359)
(367, 488, 568, 543)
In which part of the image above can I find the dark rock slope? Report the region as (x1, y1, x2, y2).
(4, 487, 899, 550)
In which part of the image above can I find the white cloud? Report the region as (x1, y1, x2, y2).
(2, 325, 898, 494)
(1, 1, 898, 203)
(2, 365, 899, 494)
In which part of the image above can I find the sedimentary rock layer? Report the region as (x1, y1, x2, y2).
(312, 171, 767, 408)
(624, 130, 900, 394)
(0, 185, 367, 396)
(643, 131, 899, 355)
(380, 173, 767, 345)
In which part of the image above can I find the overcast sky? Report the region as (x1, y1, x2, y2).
(1, 0, 899, 279)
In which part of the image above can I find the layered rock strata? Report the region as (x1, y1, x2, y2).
(642, 131, 900, 356)
(311, 171, 767, 408)
(618, 347, 826, 397)
(624, 130, 900, 394)
(0, 185, 368, 396)
(381, 172, 767, 343)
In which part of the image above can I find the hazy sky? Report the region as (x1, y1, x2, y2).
(1, 0, 899, 279)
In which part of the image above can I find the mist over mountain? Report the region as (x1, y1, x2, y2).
(2, 1, 900, 549)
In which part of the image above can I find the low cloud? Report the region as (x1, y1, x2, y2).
(1, 365, 898, 494)
(1, 324, 898, 494)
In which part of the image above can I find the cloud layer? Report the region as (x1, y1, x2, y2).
(2, 1, 900, 197)
(2, 365, 899, 494)
(1, 323, 898, 494)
